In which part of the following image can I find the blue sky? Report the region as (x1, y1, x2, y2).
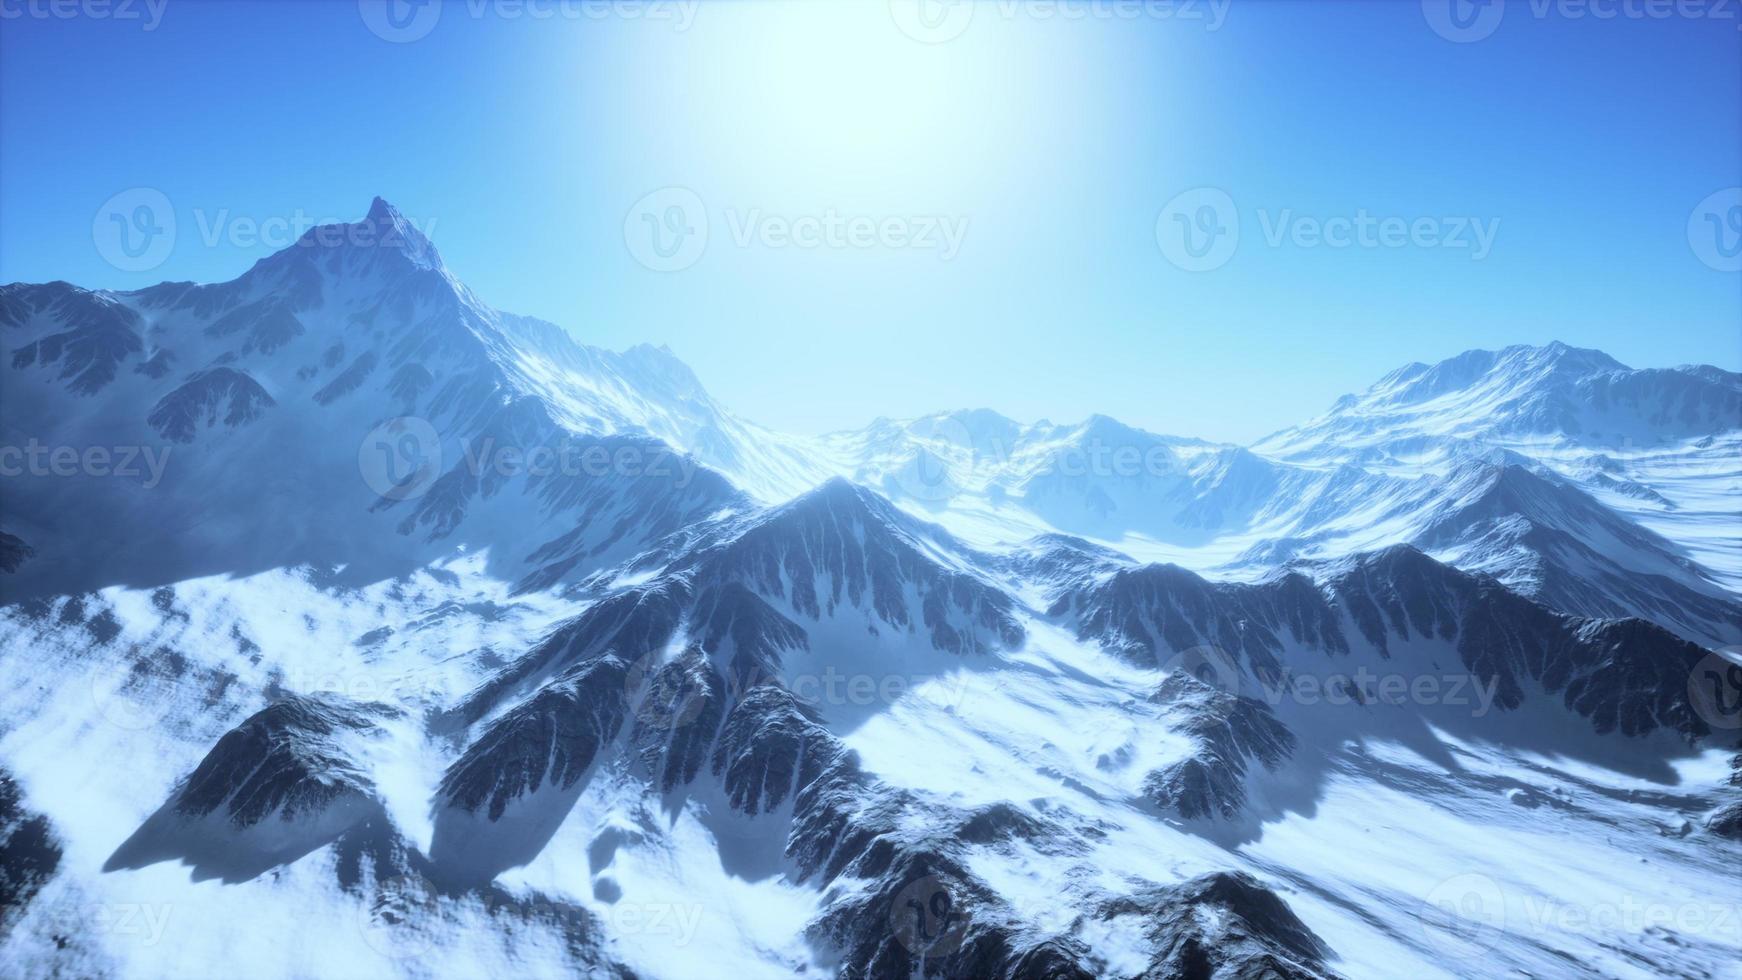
(2, 0, 1738, 443)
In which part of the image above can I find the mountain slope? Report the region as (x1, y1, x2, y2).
(0, 199, 788, 598)
(1, 204, 1739, 980)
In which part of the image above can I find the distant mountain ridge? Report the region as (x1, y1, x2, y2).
(3, 199, 1739, 980)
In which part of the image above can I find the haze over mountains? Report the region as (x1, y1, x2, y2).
(2, 201, 1738, 980)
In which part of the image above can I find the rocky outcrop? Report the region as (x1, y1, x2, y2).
(1143, 673, 1295, 821)
(147, 367, 276, 442)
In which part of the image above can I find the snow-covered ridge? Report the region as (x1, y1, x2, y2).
(3, 199, 1740, 980)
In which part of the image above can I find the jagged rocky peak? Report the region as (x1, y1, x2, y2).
(691, 476, 1026, 654)
(1095, 871, 1339, 978)
(168, 693, 402, 827)
(440, 655, 630, 821)
(317, 196, 445, 272)
(221, 196, 451, 310)
(100, 693, 403, 884)
(1143, 672, 1296, 821)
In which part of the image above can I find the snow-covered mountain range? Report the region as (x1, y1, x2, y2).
(2, 201, 1738, 980)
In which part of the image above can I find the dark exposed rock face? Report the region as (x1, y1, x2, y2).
(1328, 547, 1718, 737)
(101, 693, 404, 883)
(147, 367, 276, 442)
(204, 296, 305, 355)
(172, 693, 401, 826)
(629, 647, 727, 792)
(0, 531, 33, 574)
(683, 478, 1025, 656)
(3, 283, 144, 395)
(712, 685, 844, 817)
(0, 771, 61, 933)
(1708, 801, 1742, 840)
(1143, 674, 1295, 821)
(1062, 544, 1723, 740)
(1096, 872, 1338, 979)
(464, 477, 1022, 731)
(1056, 561, 1347, 684)
(440, 656, 629, 820)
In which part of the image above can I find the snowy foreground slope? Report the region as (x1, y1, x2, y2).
(1, 202, 1739, 980)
